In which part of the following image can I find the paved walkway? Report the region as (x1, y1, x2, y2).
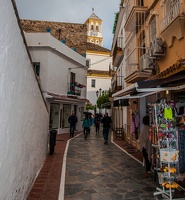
(27, 126, 185, 200)
(62, 127, 157, 200)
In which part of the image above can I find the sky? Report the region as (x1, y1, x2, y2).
(15, 0, 120, 50)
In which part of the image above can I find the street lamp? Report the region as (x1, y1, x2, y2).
(96, 88, 102, 97)
(96, 90, 99, 97)
(99, 88, 102, 96)
(94, 104, 97, 114)
(96, 88, 103, 114)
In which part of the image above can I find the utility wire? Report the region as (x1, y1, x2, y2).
(89, 56, 112, 66)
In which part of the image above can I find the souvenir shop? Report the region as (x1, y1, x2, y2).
(144, 90, 185, 199)
(112, 72, 185, 199)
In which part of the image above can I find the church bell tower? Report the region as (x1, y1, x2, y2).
(84, 8, 103, 46)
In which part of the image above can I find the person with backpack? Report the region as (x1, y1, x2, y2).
(68, 111, 78, 138)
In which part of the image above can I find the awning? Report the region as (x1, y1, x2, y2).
(44, 92, 89, 103)
(137, 74, 185, 88)
(113, 74, 185, 100)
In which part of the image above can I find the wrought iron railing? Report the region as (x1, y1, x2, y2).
(112, 75, 125, 93)
(125, 47, 146, 77)
(160, 0, 181, 32)
(67, 83, 83, 96)
(125, 0, 145, 24)
(109, 62, 117, 77)
(112, 37, 124, 66)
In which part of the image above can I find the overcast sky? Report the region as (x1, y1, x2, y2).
(15, 0, 120, 49)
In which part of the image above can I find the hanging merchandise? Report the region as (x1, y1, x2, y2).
(131, 111, 140, 140)
(178, 129, 185, 173)
(147, 99, 184, 200)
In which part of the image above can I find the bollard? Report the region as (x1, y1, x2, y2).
(49, 129, 57, 155)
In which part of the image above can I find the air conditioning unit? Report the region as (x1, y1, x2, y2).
(149, 37, 165, 57)
(140, 53, 154, 71)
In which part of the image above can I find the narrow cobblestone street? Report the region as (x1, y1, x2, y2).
(64, 127, 157, 200)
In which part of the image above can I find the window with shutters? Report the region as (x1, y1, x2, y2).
(149, 16, 157, 43)
(91, 79, 96, 88)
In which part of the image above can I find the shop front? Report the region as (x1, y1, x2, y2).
(113, 73, 185, 198)
(45, 92, 88, 134)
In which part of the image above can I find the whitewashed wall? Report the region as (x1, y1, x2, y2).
(86, 52, 112, 109)
(87, 76, 111, 105)
(0, 1, 49, 199)
(25, 33, 87, 133)
(87, 53, 112, 71)
(25, 33, 87, 99)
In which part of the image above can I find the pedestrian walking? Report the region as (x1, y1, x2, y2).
(91, 114, 95, 125)
(101, 113, 112, 144)
(68, 111, 78, 138)
(94, 115, 101, 135)
(82, 115, 91, 139)
(138, 115, 152, 177)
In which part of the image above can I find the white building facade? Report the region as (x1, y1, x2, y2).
(25, 33, 88, 134)
(84, 11, 112, 115)
(111, 4, 127, 132)
(0, 1, 49, 199)
(87, 50, 112, 106)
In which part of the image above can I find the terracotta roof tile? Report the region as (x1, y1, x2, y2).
(88, 13, 101, 20)
(87, 69, 110, 76)
(86, 42, 110, 53)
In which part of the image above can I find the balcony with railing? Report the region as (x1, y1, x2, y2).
(67, 82, 86, 96)
(109, 62, 117, 77)
(112, 75, 125, 94)
(124, 0, 148, 32)
(112, 37, 124, 67)
(160, 0, 185, 46)
(160, 0, 185, 32)
(125, 47, 152, 83)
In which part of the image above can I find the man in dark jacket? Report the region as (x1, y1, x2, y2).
(101, 113, 112, 144)
(68, 112, 78, 138)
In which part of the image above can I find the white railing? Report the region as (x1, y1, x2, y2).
(160, 0, 181, 32)
(68, 83, 82, 96)
(117, 36, 124, 49)
(126, 65, 139, 77)
(125, 47, 147, 77)
(125, 0, 145, 22)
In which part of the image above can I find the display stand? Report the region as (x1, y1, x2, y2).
(148, 102, 184, 200)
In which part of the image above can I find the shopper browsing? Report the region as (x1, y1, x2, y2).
(138, 115, 152, 177)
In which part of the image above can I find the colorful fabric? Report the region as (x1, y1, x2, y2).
(163, 107, 173, 119)
(131, 114, 140, 134)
